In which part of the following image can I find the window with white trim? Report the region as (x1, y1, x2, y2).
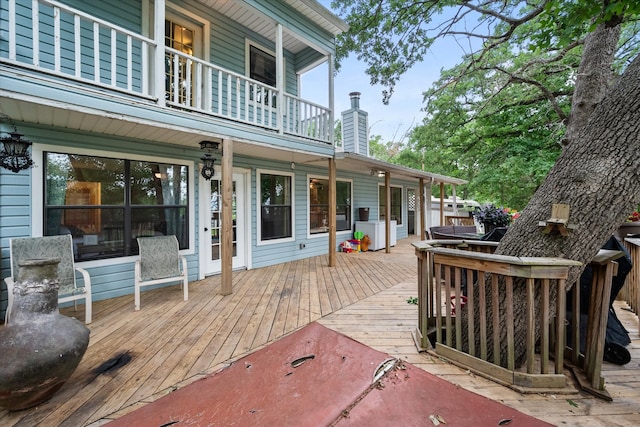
(246, 42, 278, 107)
(44, 152, 189, 261)
(259, 171, 293, 241)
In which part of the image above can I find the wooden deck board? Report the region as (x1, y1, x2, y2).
(1, 236, 638, 426)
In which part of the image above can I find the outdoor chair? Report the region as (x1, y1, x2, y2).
(429, 225, 479, 240)
(4, 234, 92, 324)
(134, 235, 188, 311)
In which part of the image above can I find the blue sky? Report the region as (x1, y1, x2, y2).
(303, 1, 467, 143)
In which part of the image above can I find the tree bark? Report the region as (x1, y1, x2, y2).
(483, 29, 640, 367)
(563, 24, 621, 146)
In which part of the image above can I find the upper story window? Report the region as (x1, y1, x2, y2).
(309, 177, 352, 235)
(44, 152, 189, 261)
(258, 170, 293, 242)
(249, 45, 276, 87)
(165, 12, 203, 106)
(379, 185, 403, 225)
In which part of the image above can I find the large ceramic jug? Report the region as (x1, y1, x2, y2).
(0, 258, 90, 411)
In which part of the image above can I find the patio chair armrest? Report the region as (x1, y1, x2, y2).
(180, 255, 188, 275)
(74, 266, 92, 292)
(134, 259, 142, 281)
(74, 266, 93, 324)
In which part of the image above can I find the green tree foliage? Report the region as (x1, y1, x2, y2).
(332, 0, 640, 209)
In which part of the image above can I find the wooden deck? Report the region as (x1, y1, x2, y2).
(1, 237, 639, 426)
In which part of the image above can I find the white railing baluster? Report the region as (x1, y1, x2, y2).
(194, 62, 202, 110)
(8, 0, 16, 60)
(93, 22, 100, 83)
(226, 74, 233, 117)
(204, 66, 212, 111)
(32, 0, 39, 65)
(217, 70, 223, 115)
(244, 80, 250, 122)
(127, 35, 132, 91)
(141, 41, 149, 95)
(185, 59, 192, 106)
(110, 29, 117, 87)
(53, 6, 60, 72)
(172, 53, 179, 104)
(74, 15, 81, 77)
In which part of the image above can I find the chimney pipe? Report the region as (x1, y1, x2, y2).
(349, 91, 361, 109)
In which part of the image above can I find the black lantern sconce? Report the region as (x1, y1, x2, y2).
(199, 140, 221, 180)
(1, 114, 34, 173)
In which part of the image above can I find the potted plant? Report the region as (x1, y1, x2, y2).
(615, 209, 640, 239)
(472, 204, 513, 233)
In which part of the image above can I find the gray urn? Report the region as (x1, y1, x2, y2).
(0, 258, 90, 411)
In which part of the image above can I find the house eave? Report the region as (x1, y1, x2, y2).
(285, 0, 350, 34)
(337, 152, 467, 186)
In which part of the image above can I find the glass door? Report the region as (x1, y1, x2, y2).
(206, 173, 245, 274)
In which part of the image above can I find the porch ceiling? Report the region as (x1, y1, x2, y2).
(194, 0, 348, 53)
(3, 94, 467, 184)
(1, 94, 333, 165)
(335, 152, 468, 186)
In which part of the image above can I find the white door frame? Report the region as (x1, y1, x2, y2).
(198, 167, 251, 279)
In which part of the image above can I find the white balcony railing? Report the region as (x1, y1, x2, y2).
(0, 0, 332, 144)
(283, 93, 332, 141)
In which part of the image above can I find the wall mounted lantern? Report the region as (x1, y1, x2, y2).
(1, 114, 34, 173)
(199, 140, 220, 180)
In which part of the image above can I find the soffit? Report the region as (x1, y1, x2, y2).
(193, 0, 347, 54)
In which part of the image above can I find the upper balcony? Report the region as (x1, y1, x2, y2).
(0, 0, 345, 148)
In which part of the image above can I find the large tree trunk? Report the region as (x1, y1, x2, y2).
(484, 25, 640, 367)
(563, 23, 621, 146)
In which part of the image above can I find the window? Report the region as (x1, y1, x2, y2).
(309, 177, 352, 234)
(247, 43, 278, 107)
(165, 14, 202, 106)
(249, 45, 276, 86)
(259, 171, 292, 241)
(379, 185, 403, 225)
(44, 153, 189, 261)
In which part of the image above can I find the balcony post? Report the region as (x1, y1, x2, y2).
(153, 0, 166, 107)
(328, 53, 335, 146)
(276, 23, 284, 134)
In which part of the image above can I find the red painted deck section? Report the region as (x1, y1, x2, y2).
(107, 322, 551, 426)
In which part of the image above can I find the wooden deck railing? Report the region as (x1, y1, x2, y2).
(413, 240, 622, 396)
(622, 238, 640, 317)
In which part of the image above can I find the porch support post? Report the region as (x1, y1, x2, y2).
(276, 23, 284, 134)
(418, 178, 425, 240)
(328, 54, 335, 146)
(328, 157, 336, 267)
(385, 171, 391, 253)
(452, 185, 458, 216)
(220, 138, 233, 295)
(425, 178, 433, 233)
(153, 0, 165, 106)
(439, 182, 445, 226)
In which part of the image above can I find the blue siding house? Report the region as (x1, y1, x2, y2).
(0, 0, 465, 319)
